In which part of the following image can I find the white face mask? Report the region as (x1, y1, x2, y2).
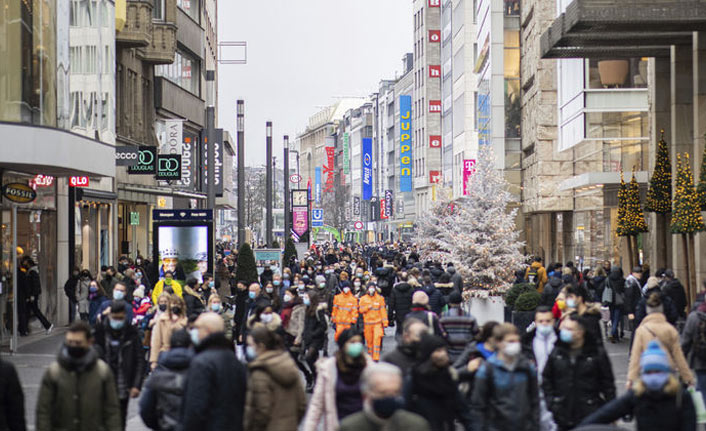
(503, 341, 521, 358)
(368, 288, 376, 296)
(260, 313, 273, 323)
(343, 287, 351, 294)
(284, 294, 293, 303)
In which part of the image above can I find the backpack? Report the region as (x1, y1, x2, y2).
(692, 316, 706, 360)
(527, 268, 538, 286)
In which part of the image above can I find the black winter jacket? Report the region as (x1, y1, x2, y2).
(181, 333, 247, 431)
(93, 320, 146, 398)
(139, 347, 193, 431)
(422, 285, 446, 315)
(541, 336, 616, 429)
(662, 279, 688, 318)
(183, 290, 205, 320)
(579, 387, 696, 431)
(63, 275, 79, 302)
(302, 304, 328, 351)
(389, 282, 414, 323)
(373, 266, 396, 297)
(0, 358, 25, 431)
(540, 277, 562, 307)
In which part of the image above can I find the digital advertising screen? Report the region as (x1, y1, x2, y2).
(152, 210, 214, 284)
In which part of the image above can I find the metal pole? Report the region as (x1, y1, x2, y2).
(283, 136, 290, 245)
(237, 100, 246, 246)
(265, 122, 273, 247)
(11, 204, 17, 354)
(206, 70, 216, 211)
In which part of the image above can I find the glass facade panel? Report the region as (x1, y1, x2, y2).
(156, 50, 201, 96)
(602, 140, 648, 173)
(588, 58, 648, 89)
(177, 0, 200, 22)
(504, 0, 520, 15)
(586, 111, 647, 140)
(0, 0, 57, 126)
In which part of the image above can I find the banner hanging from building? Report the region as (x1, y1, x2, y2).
(292, 207, 308, 237)
(362, 137, 373, 200)
(314, 167, 322, 204)
(463, 159, 477, 196)
(399, 95, 412, 192)
(324, 146, 335, 192)
(353, 196, 361, 217)
(179, 131, 198, 191)
(200, 128, 224, 196)
(343, 133, 350, 176)
(384, 189, 393, 218)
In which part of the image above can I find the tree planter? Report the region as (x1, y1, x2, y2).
(467, 296, 505, 325)
(511, 310, 535, 332)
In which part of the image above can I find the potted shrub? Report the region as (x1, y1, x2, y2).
(503, 283, 535, 322)
(512, 291, 540, 331)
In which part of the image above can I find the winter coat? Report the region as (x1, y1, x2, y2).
(217, 308, 235, 342)
(36, 347, 121, 431)
(93, 321, 146, 399)
(149, 314, 188, 366)
(180, 333, 247, 431)
(434, 282, 455, 299)
(521, 327, 559, 373)
(577, 302, 604, 347)
(627, 313, 695, 385)
(139, 347, 193, 431)
(447, 268, 464, 293)
(244, 350, 307, 431)
(0, 358, 26, 431)
(76, 279, 91, 314)
(422, 285, 446, 315)
(541, 336, 616, 429)
(64, 275, 79, 302)
(388, 282, 414, 324)
(382, 344, 418, 376)
(540, 277, 562, 307)
(405, 365, 472, 431)
(373, 266, 395, 297)
(470, 355, 540, 431)
(663, 279, 688, 318)
(151, 280, 183, 305)
(635, 287, 679, 327)
(588, 275, 606, 303)
(525, 262, 548, 292)
(579, 387, 696, 431)
(603, 269, 627, 309)
(302, 304, 328, 351)
(406, 308, 447, 338)
(88, 295, 109, 326)
(681, 309, 706, 371)
(182, 286, 205, 319)
(440, 307, 478, 362)
(338, 410, 431, 431)
(624, 274, 643, 315)
(282, 302, 306, 346)
(430, 266, 445, 283)
(100, 276, 118, 298)
(302, 355, 372, 431)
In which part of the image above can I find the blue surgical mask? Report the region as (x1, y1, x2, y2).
(248, 291, 256, 299)
(346, 341, 364, 358)
(537, 324, 554, 337)
(560, 329, 573, 343)
(190, 328, 200, 346)
(566, 298, 577, 308)
(109, 318, 125, 331)
(642, 372, 670, 391)
(273, 280, 281, 286)
(211, 303, 221, 312)
(113, 290, 125, 300)
(209, 281, 215, 288)
(246, 345, 257, 360)
(303, 297, 311, 306)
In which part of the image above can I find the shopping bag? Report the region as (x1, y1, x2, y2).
(688, 387, 706, 424)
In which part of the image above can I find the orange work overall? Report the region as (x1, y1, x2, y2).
(358, 293, 388, 361)
(332, 292, 359, 341)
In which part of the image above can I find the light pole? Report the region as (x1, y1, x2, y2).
(283, 135, 290, 244)
(265, 122, 273, 247)
(237, 100, 245, 246)
(206, 71, 216, 210)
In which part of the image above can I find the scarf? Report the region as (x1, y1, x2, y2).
(411, 360, 457, 399)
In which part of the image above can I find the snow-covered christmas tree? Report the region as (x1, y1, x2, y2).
(415, 146, 524, 295)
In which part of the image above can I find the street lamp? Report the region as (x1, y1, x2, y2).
(237, 100, 245, 246)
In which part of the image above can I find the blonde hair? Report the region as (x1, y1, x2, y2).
(208, 294, 222, 307)
(168, 294, 186, 317)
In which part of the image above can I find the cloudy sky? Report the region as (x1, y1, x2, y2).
(217, 1, 413, 166)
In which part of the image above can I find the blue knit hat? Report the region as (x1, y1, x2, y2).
(640, 340, 671, 373)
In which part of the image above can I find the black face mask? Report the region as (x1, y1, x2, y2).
(66, 344, 88, 359)
(158, 304, 168, 312)
(372, 396, 404, 419)
(171, 306, 181, 315)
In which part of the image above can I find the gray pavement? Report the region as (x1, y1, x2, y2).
(3, 322, 636, 431)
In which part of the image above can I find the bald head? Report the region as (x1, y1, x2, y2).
(193, 312, 225, 344)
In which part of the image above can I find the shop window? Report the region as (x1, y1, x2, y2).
(505, 0, 519, 16)
(586, 111, 647, 140)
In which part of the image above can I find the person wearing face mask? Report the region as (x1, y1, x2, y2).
(98, 282, 134, 324)
(248, 305, 283, 332)
(131, 285, 152, 326)
(93, 300, 145, 429)
(302, 291, 329, 392)
(562, 285, 603, 346)
(262, 281, 282, 312)
(149, 295, 188, 370)
(440, 292, 479, 362)
(151, 271, 183, 305)
(352, 277, 364, 296)
(471, 323, 540, 431)
(332, 280, 360, 341)
(100, 266, 120, 298)
(580, 340, 696, 430)
(181, 313, 247, 431)
(302, 329, 371, 431)
(244, 325, 307, 431)
(627, 293, 695, 388)
(541, 313, 615, 431)
(64, 266, 81, 323)
(339, 363, 430, 431)
(388, 273, 415, 339)
(76, 269, 93, 322)
(382, 319, 427, 377)
(208, 294, 234, 342)
(88, 281, 110, 326)
(359, 283, 388, 361)
(281, 288, 313, 386)
(246, 283, 272, 321)
(36, 321, 121, 431)
(405, 334, 472, 431)
(183, 277, 206, 320)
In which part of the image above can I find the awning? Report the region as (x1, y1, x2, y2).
(558, 171, 648, 192)
(119, 184, 207, 200)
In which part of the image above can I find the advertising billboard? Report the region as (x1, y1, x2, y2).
(362, 137, 373, 200)
(399, 95, 412, 192)
(292, 207, 309, 237)
(152, 209, 213, 284)
(200, 129, 224, 196)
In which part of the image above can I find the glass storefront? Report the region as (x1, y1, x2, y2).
(0, 0, 57, 125)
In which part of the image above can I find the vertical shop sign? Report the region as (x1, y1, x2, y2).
(362, 137, 373, 200)
(399, 95, 412, 192)
(343, 133, 350, 175)
(463, 159, 477, 195)
(324, 147, 335, 192)
(314, 167, 322, 204)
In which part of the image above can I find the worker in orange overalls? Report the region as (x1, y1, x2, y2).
(332, 281, 359, 341)
(358, 282, 388, 361)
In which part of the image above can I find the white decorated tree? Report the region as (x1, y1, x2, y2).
(414, 187, 455, 264)
(450, 145, 525, 294)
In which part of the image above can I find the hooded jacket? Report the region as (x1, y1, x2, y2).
(244, 350, 307, 431)
(541, 335, 616, 429)
(422, 285, 446, 316)
(525, 262, 548, 292)
(93, 320, 145, 399)
(0, 358, 25, 431)
(662, 278, 688, 318)
(389, 282, 414, 324)
(447, 267, 464, 293)
(303, 303, 328, 351)
(139, 347, 193, 431)
(182, 285, 205, 319)
(540, 277, 562, 307)
(181, 333, 247, 431)
(681, 308, 706, 371)
(634, 286, 679, 326)
(36, 346, 121, 431)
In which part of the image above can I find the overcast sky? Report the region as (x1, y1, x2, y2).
(217, 1, 413, 167)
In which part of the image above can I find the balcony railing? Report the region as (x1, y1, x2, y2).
(140, 22, 177, 64)
(116, 0, 153, 47)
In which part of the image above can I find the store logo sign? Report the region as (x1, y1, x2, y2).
(69, 176, 90, 187)
(429, 65, 441, 78)
(128, 147, 157, 174)
(428, 0, 440, 7)
(116, 146, 139, 166)
(156, 155, 182, 180)
(429, 100, 442, 113)
(2, 183, 37, 204)
(429, 30, 441, 43)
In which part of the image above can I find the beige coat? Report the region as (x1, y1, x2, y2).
(627, 312, 695, 385)
(149, 313, 187, 365)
